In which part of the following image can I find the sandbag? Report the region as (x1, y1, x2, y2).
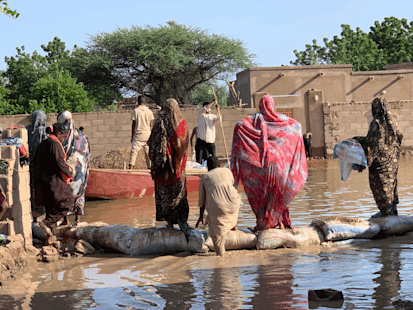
(93, 225, 140, 254)
(129, 227, 188, 256)
(256, 226, 323, 250)
(187, 229, 209, 253)
(370, 215, 413, 236)
(311, 216, 380, 241)
(205, 228, 258, 251)
(32, 222, 48, 241)
(75, 222, 110, 244)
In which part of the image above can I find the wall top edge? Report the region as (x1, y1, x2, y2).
(351, 69, 413, 76)
(236, 64, 353, 75)
(0, 107, 256, 117)
(325, 100, 413, 106)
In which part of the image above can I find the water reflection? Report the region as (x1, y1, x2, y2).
(2, 159, 413, 309)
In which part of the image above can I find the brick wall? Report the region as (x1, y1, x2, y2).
(0, 108, 257, 159)
(323, 100, 413, 157)
(0, 128, 32, 245)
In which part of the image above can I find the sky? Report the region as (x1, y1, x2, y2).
(1, 0, 413, 73)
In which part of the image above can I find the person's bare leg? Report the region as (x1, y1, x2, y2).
(74, 214, 80, 225)
(61, 216, 70, 226)
(279, 222, 285, 229)
(38, 221, 57, 245)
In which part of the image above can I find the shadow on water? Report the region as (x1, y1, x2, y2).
(2, 158, 413, 309)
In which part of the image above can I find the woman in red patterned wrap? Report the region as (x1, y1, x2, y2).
(148, 98, 192, 237)
(231, 95, 308, 231)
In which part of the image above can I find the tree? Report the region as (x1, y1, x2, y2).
(189, 82, 229, 106)
(28, 69, 96, 113)
(1, 38, 96, 114)
(66, 47, 123, 106)
(88, 21, 255, 104)
(368, 17, 413, 65)
(291, 17, 413, 71)
(0, 1, 19, 18)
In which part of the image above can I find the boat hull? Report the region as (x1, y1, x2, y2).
(85, 169, 203, 200)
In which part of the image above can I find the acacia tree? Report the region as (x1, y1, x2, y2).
(291, 17, 413, 71)
(88, 21, 255, 104)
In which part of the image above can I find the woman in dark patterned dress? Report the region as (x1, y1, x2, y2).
(148, 98, 192, 236)
(354, 98, 403, 218)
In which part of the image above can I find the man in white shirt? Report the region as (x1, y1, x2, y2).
(195, 101, 221, 163)
(129, 96, 154, 169)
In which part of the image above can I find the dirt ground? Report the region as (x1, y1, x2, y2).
(90, 147, 150, 169)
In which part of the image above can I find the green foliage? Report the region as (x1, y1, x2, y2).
(66, 47, 122, 106)
(88, 21, 255, 104)
(0, 1, 19, 18)
(1, 37, 97, 114)
(291, 17, 413, 71)
(29, 70, 96, 113)
(189, 83, 229, 106)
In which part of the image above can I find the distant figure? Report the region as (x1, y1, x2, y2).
(129, 96, 154, 169)
(190, 127, 198, 161)
(196, 156, 240, 257)
(79, 126, 84, 133)
(231, 95, 308, 232)
(196, 101, 221, 163)
(353, 98, 403, 218)
(34, 123, 74, 245)
(148, 98, 192, 237)
(303, 132, 312, 159)
(57, 111, 90, 225)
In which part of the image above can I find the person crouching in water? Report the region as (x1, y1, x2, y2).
(196, 156, 241, 257)
(33, 123, 74, 245)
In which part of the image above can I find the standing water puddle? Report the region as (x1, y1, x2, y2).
(2, 159, 413, 309)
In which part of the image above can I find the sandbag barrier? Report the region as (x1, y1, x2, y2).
(31, 215, 413, 256)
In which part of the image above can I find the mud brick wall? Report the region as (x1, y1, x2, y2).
(0, 128, 31, 245)
(323, 100, 413, 157)
(0, 108, 256, 160)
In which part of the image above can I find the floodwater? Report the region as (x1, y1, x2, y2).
(2, 159, 413, 309)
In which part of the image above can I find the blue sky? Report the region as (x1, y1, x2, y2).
(1, 0, 412, 73)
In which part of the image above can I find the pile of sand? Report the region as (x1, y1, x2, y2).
(90, 147, 150, 170)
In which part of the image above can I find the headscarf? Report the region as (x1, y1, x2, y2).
(231, 95, 308, 206)
(57, 110, 74, 156)
(149, 98, 187, 179)
(28, 110, 48, 160)
(364, 98, 402, 167)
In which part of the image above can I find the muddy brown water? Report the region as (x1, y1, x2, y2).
(2, 159, 413, 309)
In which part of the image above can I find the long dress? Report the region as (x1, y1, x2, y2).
(353, 98, 403, 216)
(148, 98, 191, 235)
(57, 111, 91, 215)
(33, 135, 74, 234)
(26, 110, 48, 215)
(231, 95, 308, 231)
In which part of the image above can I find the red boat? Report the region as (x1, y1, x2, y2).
(85, 168, 207, 200)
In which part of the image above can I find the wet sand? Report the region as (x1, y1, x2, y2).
(2, 159, 413, 309)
